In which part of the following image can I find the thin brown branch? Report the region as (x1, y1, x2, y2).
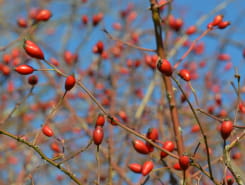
(172, 76, 214, 180)
(149, 0, 184, 157)
(0, 129, 82, 185)
(103, 28, 155, 52)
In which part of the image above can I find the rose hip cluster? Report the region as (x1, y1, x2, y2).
(207, 14, 230, 30)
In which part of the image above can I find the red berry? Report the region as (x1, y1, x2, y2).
(160, 141, 175, 158)
(224, 175, 234, 185)
(118, 110, 128, 122)
(132, 140, 149, 154)
(96, 41, 104, 53)
(157, 59, 172, 76)
(35, 9, 52, 21)
(50, 57, 60, 66)
(108, 116, 119, 126)
(128, 163, 142, 173)
(63, 50, 78, 65)
(92, 13, 103, 26)
(179, 155, 190, 170)
(81, 15, 88, 24)
(93, 41, 104, 54)
(93, 126, 104, 145)
(42, 125, 54, 137)
(96, 114, 105, 126)
(141, 161, 154, 176)
(212, 15, 223, 26)
(17, 17, 28, 28)
(217, 53, 231, 61)
(174, 18, 183, 31)
(220, 121, 233, 140)
(173, 162, 182, 170)
(231, 152, 241, 160)
(24, 40, 45, 60)
(185, 25, 197, 35)
(1, 65, 11, 76)
(64, 50, 73, 64)
(2, 53, 12, 64)
(50, 142, 61, 153)
(146, 128, 159, 141)
(178, 69, 191, 81)
(207, 22, 214, 30)
(218, 21, 230, 29)
(191, 125, 200, 133)
(65, 75, 76, 91)
(168, 15, 183, 32)
(15, 64, 35, 75)
(145, 141, 154, 152)
(145, 54, 158, 69)
(28, 75, 38, 86)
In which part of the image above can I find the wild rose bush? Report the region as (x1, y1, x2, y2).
(0, 0, 244, 184)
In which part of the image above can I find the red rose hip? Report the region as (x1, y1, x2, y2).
(96, 114, 105, 126)
(42, 125, 54, 137)
(179, 155, 190, 170)
(28, 75, 38, 85)
(93, 126, 104, 145)
(178, 69, 191, 81)
(141, 160, 154, 176)
(146, 128, 159, 141)
(128, 163, 142, 173)
(35, 9, 52, 22)
(132, 140, 149, 154)
(160, 141, 175, 158)
(24, 40, 45, 60)
(157, 59, 172, 76)
(65, 75, 76, 91)
(15, 64, 35, 75)
(220, 120, 233, 140)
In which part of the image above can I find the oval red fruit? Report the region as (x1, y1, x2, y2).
(15, 64, 35, 75)
(225, 175, 234, 185)
(218, 21, 230, 29)
(118, 110, 128, 122)
(96, 114, 105, 126)
(146, 128, 159, 141)
(50, 142, 61, 153)
(191, 125, 200, 133)
(81, 15, 88, 24)
(132, 140, 149, 154)
(179, 155, 190, 170)
(173, 162, 182, 170)
(42, 125, 54, 137)
(93, 126, 104, 145)
(128, 163, 142, 173)
(142, 161, 154, 176)
(108, 116, 119, 126)
(63, 50, 78, 65)
(178, 69, 191, 81)
(28, 75, 38, 86)
(157, 59, 172, 76)
(160, 141, 175, 158)
(35, 9, 52, 21)
(92, 13, 103, 26)
(220, 120, 233, 140)
(17, 17, 28, 28)
(65, 75, 76, 91)
(96, 41, 104, 54)
(185, 25, 197, 35)
(212, 14, 223, 26)
(24, 40, 45, 60)
(231, 152, 241, 160)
